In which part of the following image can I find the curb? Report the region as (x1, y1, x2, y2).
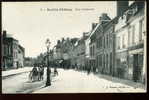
(2, 71, 31, 80)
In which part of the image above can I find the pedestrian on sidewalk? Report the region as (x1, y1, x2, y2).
(54, 67, 58, 76)
(87, 66, 91, 75)
(29, 64, 38, 82)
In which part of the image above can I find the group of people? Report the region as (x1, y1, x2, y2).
(29, 63, 59, 82)
(29, 64, 44, 82)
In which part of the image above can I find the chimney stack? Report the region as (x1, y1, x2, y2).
(99, 13, 111, 24)
(3, 30, 7, 38)
(92, 23, 98, 30)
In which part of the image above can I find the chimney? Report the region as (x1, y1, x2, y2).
(99, 13, 111, 24)
(92, 23, 98, 30)
(3, 30, 7, 38)
(117, 1, 129, 17)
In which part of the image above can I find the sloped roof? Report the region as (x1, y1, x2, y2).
(103, 16, 119, 31)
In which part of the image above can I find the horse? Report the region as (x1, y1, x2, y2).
(29, 66, 39, 82)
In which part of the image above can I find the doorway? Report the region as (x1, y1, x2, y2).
(133, 54, 143, 82)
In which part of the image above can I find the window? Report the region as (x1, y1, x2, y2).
(103, 37, 105, 48)
(13, 52, 15, 58)
(106, 35, 108, 48)
(93, 45, 95, 57)
(96, 56, 98, 67)
(96, 40, 98, 48)
(98, 40, 99, 48)
(16, 53, 17, 58)
(104, 37, 106, 48)
(139, 19, 144, 41)
(108, 34, 110, 48)
(109, 34, 110, 48)
(98, 55, 102, 66)
(128, 27, 131, 47)
(90, 47, 92, 57)
(117, 37, 120, 49)
(97, 37, 102, 49)
(9, 46, 11, 55)
(132, 25, 135, 44)
(106, 54, 108, 68)
(122, 34, 125, 48)
(4, 45, 7, 55)
(110, 35, 112, 48)
(96, 38, 99, 49)
(142, 19, 145, 33)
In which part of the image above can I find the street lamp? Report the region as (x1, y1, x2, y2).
(45, 38, 51, 86)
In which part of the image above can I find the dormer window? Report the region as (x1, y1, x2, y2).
(132, 6, 138, 15)
(127, 9, 134, 15)
(123, 14, 127, 20)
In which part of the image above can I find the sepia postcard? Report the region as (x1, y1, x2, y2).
(1, 1, 147, 94)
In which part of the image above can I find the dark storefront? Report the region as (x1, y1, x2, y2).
(128, 48, 144, 83)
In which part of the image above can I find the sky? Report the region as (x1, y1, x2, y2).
(2, 1, 116, 57)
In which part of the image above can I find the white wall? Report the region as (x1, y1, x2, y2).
(116, 28, 128, 50)
(85, 38, 90, 58)
(129, 16, 144, 46)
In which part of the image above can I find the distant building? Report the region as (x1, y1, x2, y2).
(68, 38, 78, 68)
(84, 32, 91, 70)
(2, 30, 25, 70)
(75, 36, 86, 70)
(24, 57, 35, 67)
(2, 30, 14, 70)
(71, 42, 79, 68)
(53, 38, 78, 69)
(18, 45, 25, 67)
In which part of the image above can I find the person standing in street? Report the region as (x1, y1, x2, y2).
(54, 67, 58, 76)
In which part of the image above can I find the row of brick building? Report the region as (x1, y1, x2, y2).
(52, 1, 146, 83)
(2, 30, 25, 70)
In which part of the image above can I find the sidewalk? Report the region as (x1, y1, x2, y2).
(33, 69, 146, 93)
(2, 67, 33, 78)
(94, 72, 146, 91)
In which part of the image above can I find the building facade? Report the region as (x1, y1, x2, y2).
(75, 37, 86, 70)
(115, 15, 129, 79)
(114, 1, 145, 83)
(102, 17, 118, 75)
(89, 23, 98, 72)
(84, 32, 91, 70)
(2, 31, 14, 70)
(2, 30, 25, 70)
(18, 45, 25, 68)
(93, 13, 111, 73)
(127, 2, 145, 83)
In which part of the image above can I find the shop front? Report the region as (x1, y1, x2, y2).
(128, 48, 144, 83)
(115, 51, 129, 79)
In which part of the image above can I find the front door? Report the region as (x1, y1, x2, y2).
(133, 54, 143, 82)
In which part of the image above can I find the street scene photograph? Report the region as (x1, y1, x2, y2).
(1, 1, 147, 93)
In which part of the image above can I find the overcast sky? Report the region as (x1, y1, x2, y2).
(2, 1, 116, 57)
